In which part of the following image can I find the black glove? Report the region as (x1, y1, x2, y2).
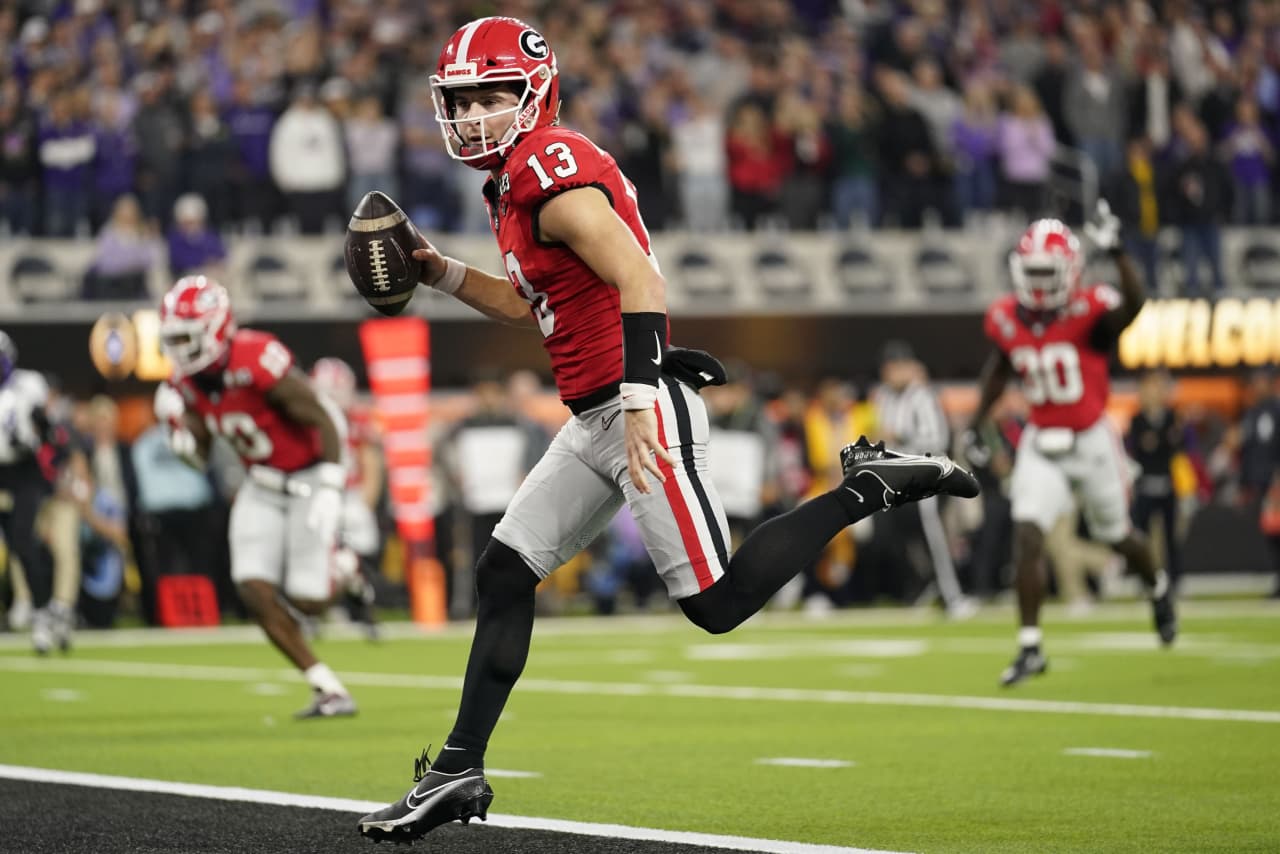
(660, 347, 727, 390)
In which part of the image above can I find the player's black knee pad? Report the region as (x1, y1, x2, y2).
(678, 578, 742, 635)
(474, 538, 539, 611)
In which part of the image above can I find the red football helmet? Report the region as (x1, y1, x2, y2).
(430, 16, 560, 170)
(1009, 219, 1082, 311)
(310, 356, 357, 410)
(158, 276, 235, 378)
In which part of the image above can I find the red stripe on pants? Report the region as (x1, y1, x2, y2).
(654, 403, 715, 590)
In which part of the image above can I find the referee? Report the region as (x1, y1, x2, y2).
(872, 340, 976, 618)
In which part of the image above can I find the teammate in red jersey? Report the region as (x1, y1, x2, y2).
(965, 202, 1177, 688)
(157, 276, 358, 718)
(310, 357, 384, 638)
(355, 17, 980, 843)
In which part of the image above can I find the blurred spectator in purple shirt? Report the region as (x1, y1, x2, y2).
(39, 88, 95, 237)
(167, 193, 227, 279)
(91, 92, 136, 230)
(85, 194, 160, 301)
(951, 80, 999, 219)
(225, 78, 278, 232)
(997, 85, 1056, 219)
(1221, 97, 1274, 225)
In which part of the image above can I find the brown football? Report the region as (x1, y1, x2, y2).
(345, 191, 423, 316)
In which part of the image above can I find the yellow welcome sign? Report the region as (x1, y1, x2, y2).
(1119, 298, 1280, 369)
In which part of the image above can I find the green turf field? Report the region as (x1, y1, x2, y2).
(3, 601, 1279, 853)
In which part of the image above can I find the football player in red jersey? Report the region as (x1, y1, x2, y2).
(310, 357, 383, 638)
(356, 18, 980, 842)
(965, 201, 1177, 687)
(157, 276, 358, 718)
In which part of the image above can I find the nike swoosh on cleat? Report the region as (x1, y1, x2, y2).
(852, 469, 897, 506)
(404, 777, 475, 812)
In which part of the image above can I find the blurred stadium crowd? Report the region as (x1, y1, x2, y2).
(0, 0, 1277, 258)
(6, 351, 1280, 641)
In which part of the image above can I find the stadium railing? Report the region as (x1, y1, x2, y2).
(0, 227, 1275, 321)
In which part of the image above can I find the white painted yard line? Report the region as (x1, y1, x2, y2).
(247, 682, 289, 696)
(1062, 748, 1154, 759)
(0, 764, 908, 854)
(485, 768, 542, 779)
(3, 656, 1279, 724)
(40, 688, 84, 703)
(755, 758, 855, 769)
(688, 640, 927, 660)
(0, 598, 1273, 651)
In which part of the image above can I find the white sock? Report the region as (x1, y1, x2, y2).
(304, 663, 347, 696)
(1018, 626, 1043, 649)
(1150, 570, 1169, 599)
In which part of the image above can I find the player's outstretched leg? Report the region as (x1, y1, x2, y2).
(357, 540, 532, 842)
(680, 436, 979, 634)
(1109, 530, 1177, 647)
(1001, 522, 1050, 687)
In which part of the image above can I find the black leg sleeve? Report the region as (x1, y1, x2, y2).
(434, 538, 539, 773)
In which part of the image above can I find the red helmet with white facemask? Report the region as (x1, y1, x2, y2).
(430, 16, 560, 171)
(158, 276, 235, 377)
(1009, 219, 1082, 312)
(310, 356, 357, 411)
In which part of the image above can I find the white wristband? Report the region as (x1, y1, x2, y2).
(430, 257, 466, 295)
(315, 462, 347, 491)
(620, 382, 658, 411)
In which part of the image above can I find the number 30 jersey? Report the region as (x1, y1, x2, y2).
(983, 284, 1121, 431)
(484, 125, 656, 407)
(171, 329, 322, 472)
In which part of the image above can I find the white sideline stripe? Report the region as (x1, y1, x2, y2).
(1062, 748, 1154, 759)
(485, 769, 542, 779)
(0, 765, 907, 854)
(3, 656, 1279, 725)
(755, 758, 855, 769)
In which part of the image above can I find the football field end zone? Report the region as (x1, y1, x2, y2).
(3, 655, 1280, 724)
(0, 765, 911, 854)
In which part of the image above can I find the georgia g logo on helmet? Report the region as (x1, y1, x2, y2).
(519, 29, 548, 60)
(429, 17, 561, 171)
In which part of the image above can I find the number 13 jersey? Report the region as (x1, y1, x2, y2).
(484, 126, 656, 408)
(983, 284, 1121, 431)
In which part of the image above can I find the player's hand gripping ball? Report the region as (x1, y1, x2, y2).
(345, 191, 425, 316)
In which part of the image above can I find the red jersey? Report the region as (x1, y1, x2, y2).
(486, 126, 655, 406)
(983, 283, 1123, 431)
(172, 329, 321, 472)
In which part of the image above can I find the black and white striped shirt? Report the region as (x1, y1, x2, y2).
(873, 381, 950, 456)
